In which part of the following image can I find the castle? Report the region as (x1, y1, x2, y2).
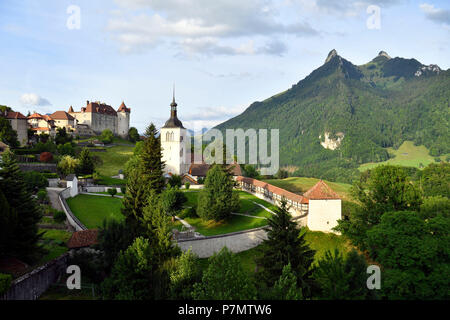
(68, 101, 130, 138)
(27, 101, 130, 140)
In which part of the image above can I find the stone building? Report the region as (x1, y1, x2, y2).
(1, 110, 28, 146)
(68, 101, 130, 138)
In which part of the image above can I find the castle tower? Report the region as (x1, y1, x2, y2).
(117, 101, 131, 138)
(161, 91, 189, 176)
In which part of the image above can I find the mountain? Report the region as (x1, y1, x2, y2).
(215, 50, 450, 183)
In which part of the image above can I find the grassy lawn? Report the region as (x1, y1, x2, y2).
(66, 194, 125, 229)
(93, 145, 134, 177)
(181, 190, 277, 236)
(262, 177, 352, 201)
(38, 228, 72, 265)
(359, 140, 448, 171)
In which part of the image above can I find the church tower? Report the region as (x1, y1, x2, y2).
(161, 91, 189, 176)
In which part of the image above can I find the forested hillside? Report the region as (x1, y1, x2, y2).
(216, 50, 450, 183)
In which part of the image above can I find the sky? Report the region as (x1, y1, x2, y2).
(0, 0, 449, 133)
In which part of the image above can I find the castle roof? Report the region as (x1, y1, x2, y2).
(68, 106, 74, 113)
(85, 101, 117, 116)
(117, 101, 130, 113)
(50, 111, 75, 120)
(303, 180, 341, 200)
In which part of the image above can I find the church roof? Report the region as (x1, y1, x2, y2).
(162, 96, 184, 128)
(303, 180, 341, 200)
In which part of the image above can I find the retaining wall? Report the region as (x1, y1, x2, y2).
(59, 188, 86, 231)
(176, 227, 268, 258)
(0, 253, 69, 300)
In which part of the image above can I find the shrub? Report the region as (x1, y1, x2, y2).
(120, 186, 126, 194)
(40, 152, 53, 163)
(184, 182, 190, 190)
(37, 189, 48, 203)
(101, 129, 114, 144)
(168, 174, 182, 188)
(181, 207, 197, 219)
(0, 273, 12, 295)
(107, 188, 117, 197)
(53, 211, 66, 224)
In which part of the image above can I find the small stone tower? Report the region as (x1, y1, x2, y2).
(160, 91, 189, 176)
(117, 101, 130, 138)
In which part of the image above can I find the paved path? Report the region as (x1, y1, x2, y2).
(46, 187, 65, 212)
(231, 212, 267, 219)
(252, 201, 275, 215)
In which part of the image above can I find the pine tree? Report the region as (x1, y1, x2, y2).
(140, 123, 165, 194)
(121, 166, 148, 233)
(78, 148, 95, 175)
(197, 164, 240, 221)
(0, 187, 18, 258)
(0, 150, 42, 261)
(270, 263, 303, 300)
(256, 198, 315, 296)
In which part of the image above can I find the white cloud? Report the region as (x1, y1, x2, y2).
(19, 93, 51, 107)
(108, 0, 318, 55)
(420, 3, 450, 26)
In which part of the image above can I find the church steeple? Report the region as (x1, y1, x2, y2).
(162, 85, 184, 129)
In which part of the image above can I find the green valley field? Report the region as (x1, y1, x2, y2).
(359, 141, 448, 171)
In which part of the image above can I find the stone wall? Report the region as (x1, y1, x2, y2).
(1, 253, 69, 300)
(176, 227, 268, 258)
(59, 188, 86, 231)
(18, 163, 57, 173)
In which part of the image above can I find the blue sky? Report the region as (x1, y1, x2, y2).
(0, 0, 449, 133)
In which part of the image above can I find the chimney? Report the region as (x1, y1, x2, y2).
(86, 100, 90, 106)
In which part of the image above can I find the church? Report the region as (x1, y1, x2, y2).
(160, 94, 241, 182)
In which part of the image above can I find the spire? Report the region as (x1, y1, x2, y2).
(171, 83, 177, 108)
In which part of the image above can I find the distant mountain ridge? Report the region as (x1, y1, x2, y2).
(215, 50, 449, 182)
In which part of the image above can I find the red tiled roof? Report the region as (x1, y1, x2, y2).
(85, 101, 117, 116)
(0, 257, 28, 276)
(236, 176, 309, 204)
(42, 115, 53, 121)
(6, 111, 27, 119)
(117, 101, 130, 113)
(50, 111, 75, 120)
(303, 180, 341, 200)
(67, 229, 98, 249)
(28, 113, 43, 119)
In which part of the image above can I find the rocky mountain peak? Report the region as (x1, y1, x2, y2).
(325, 49, 338, 64)
(378, 51, 391, 59)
